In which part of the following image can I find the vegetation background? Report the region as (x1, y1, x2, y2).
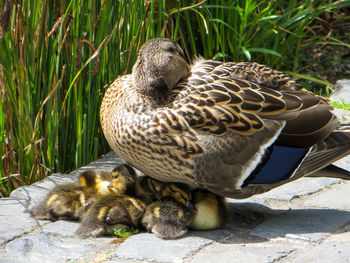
(0, 0, 349, 196)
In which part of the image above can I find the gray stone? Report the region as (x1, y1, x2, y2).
(330, 79, 350, 104)
(187, 243, 294, 263)
(104, 259, 146, 263)
(226, 177, 340, 207)
(251, 209, 350, 242)
(41, 220, 80, 237)
(305, 182, 350, 210)
(73, 151, 124, 175)
(0, 258, 28, 263)
(111, 233, 214, 262)
(4, 232, 112, 263)
(227, 195, 271, 208)
(2, 150, 350, 263)
(329, 79, 350, 124)
(334, 156, 350, 172)
(293, 241, 350, 263)
(0, 198, 37, 245)
(254, 178, 340, 202)
(10, 174, 75, 205)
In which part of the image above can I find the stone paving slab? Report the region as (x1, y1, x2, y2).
(0, 198, 38, 246)
(292, 241, 350, 263)
(1, 151, 350, 263)
(250, 209, 350, 242)
(186, 243, 295, 263)
(111, 233, 214, 262)
(305, 182, 350, 210)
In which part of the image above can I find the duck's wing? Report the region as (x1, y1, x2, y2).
(216, 130, 350, 199)
(171, 59, 337, 146)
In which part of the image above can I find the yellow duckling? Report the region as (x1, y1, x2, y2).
(189, 190, 227, 231)
(78, 163, 137, 196)
(140, 189, 227, 239)
(30, 164, 137, 221)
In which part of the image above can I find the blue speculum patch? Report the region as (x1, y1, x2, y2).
(249, 145, 310, 184)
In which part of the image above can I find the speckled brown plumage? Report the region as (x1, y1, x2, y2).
(100, 38, 350, 198)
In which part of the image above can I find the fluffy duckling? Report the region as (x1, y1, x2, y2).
(31, 164, 137, 222)
(136, 175, 192, 205)
(140, 190, 227, 239)
(189, 190, 227, 230)
(75, 194, 146, 237)
(30, 183, 95, 221)
(78, 164, 137, 211)
(141, 198, 195, 239)
(78, 163, 137, 196)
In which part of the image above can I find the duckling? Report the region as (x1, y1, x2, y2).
(75, 194, 146, 237)
(135, 175, 192, 205)
(78, 164, 137, 211)
(189, 190, 227, 230)
(31, 164, 137, 222)
(78, 163, 137, 196)
(30, 183, 95, 221)
(141, 198, 195, 239)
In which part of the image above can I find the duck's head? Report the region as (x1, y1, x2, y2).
(132, 38, 189, 106)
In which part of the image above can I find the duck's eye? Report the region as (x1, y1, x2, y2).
(165, 47, 176, 53)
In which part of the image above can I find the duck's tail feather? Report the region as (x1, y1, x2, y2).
(335, 123, 350, 131)
(292, 131, 350, 180)
(307, 164, 350, 180)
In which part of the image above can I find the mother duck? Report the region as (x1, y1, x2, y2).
(100, 38, 350, 199)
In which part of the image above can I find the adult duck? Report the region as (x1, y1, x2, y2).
(100, 38, 350, 199)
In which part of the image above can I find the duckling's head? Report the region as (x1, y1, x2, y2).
(78, 165, 136, 196)
(132, 38, 189, 106)
(138, 176, 193, 206)
(110, 164, 137, 195)
(141, 199, 195, 239)
(106, 197, 145, 227)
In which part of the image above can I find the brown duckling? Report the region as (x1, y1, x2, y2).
(140, 189, 227, 239)
(30, 183, 95, 221)
(75, 194, 146, 237)
(78, 163, 137, 211)
(136, 175, 192, 205)
(31, 164, 137, 222)
(78, 163, 137, 196)
(141, 198, 195, 239)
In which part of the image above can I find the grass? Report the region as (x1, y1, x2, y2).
(331, 100, 350, 111)
(0, 0, 349, 196)
(113, 226, 139, 239)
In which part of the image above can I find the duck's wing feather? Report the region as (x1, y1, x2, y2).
(171, 59, 334, 144)
(205, 130, 350, 199)
(293, 131, 350, 178)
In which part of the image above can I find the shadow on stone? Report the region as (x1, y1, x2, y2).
(250, 208, 350, 242)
